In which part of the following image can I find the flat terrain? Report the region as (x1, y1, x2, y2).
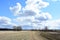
(0, 31, 60, 40)
(0, 31, 47, 40)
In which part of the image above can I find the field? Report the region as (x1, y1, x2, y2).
(0, 31, 47, 40)
(0, 31, 60, 40)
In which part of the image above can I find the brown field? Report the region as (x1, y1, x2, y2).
(0, 31, 60, 40)
(0, 31, 48, 40)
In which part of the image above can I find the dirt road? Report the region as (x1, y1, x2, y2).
(0, 31, 48, 40)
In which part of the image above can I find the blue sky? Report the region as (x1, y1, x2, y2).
(0, 0, 25, 18)
(0, 0, 60, 29)
(42, 0, 60, 20)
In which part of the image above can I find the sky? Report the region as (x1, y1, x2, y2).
(0, 0, 60, 29)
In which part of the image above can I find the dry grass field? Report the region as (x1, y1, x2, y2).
(0, 31, 47, 40)
(0, 31, 60, 40)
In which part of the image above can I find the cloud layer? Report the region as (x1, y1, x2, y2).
(10, 0, 53, 29)
(0, 16, 16, 28)
(44, 19, 60, 29)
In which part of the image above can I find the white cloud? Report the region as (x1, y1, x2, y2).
(24, 0, 49, 14)
(0, 16, 11, 25)
(14, 16, 35, 26)
(10, 3, 21, 16)
(9, 0, 53, 29)
(35, 12, 52, 21)
(42, 19, 60, 29)
(10, 0, 49, 16)
(0, 16, 16, 28)
(18, 10, 36, 16)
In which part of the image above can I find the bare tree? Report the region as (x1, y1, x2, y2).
(44, 26, 48, 30)
(13, 26, 22, 31)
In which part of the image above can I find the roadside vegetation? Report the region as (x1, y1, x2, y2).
(40, 32, 60, 40)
